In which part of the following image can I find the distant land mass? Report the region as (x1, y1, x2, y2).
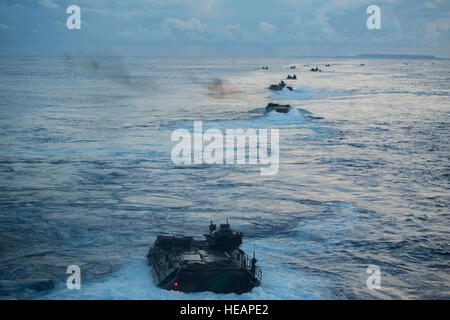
(338, 54, 447, 60)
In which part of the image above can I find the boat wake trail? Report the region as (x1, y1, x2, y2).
(40, 239, 328, 300)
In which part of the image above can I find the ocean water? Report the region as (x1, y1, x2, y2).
(0, 56, 448, 299)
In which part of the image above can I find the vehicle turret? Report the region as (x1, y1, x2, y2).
(204, 220, 243, 251)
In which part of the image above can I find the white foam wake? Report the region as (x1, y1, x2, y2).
(41, 240, 328, 300)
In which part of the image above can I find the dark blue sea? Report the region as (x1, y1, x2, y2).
(0, 56, 448, 299)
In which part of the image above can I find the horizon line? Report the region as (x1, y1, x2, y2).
(0, 53, 448, 60)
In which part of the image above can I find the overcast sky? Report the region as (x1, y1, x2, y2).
(0, 0, 449, 57)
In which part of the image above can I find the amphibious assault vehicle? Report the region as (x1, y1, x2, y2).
(147, 221, 261, 294)
(266, 103, 292, 113)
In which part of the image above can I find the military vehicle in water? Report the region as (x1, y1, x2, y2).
(269, 80, 286, 91)
(147, 221, 261, 294)
(266, 103, 292, 113)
